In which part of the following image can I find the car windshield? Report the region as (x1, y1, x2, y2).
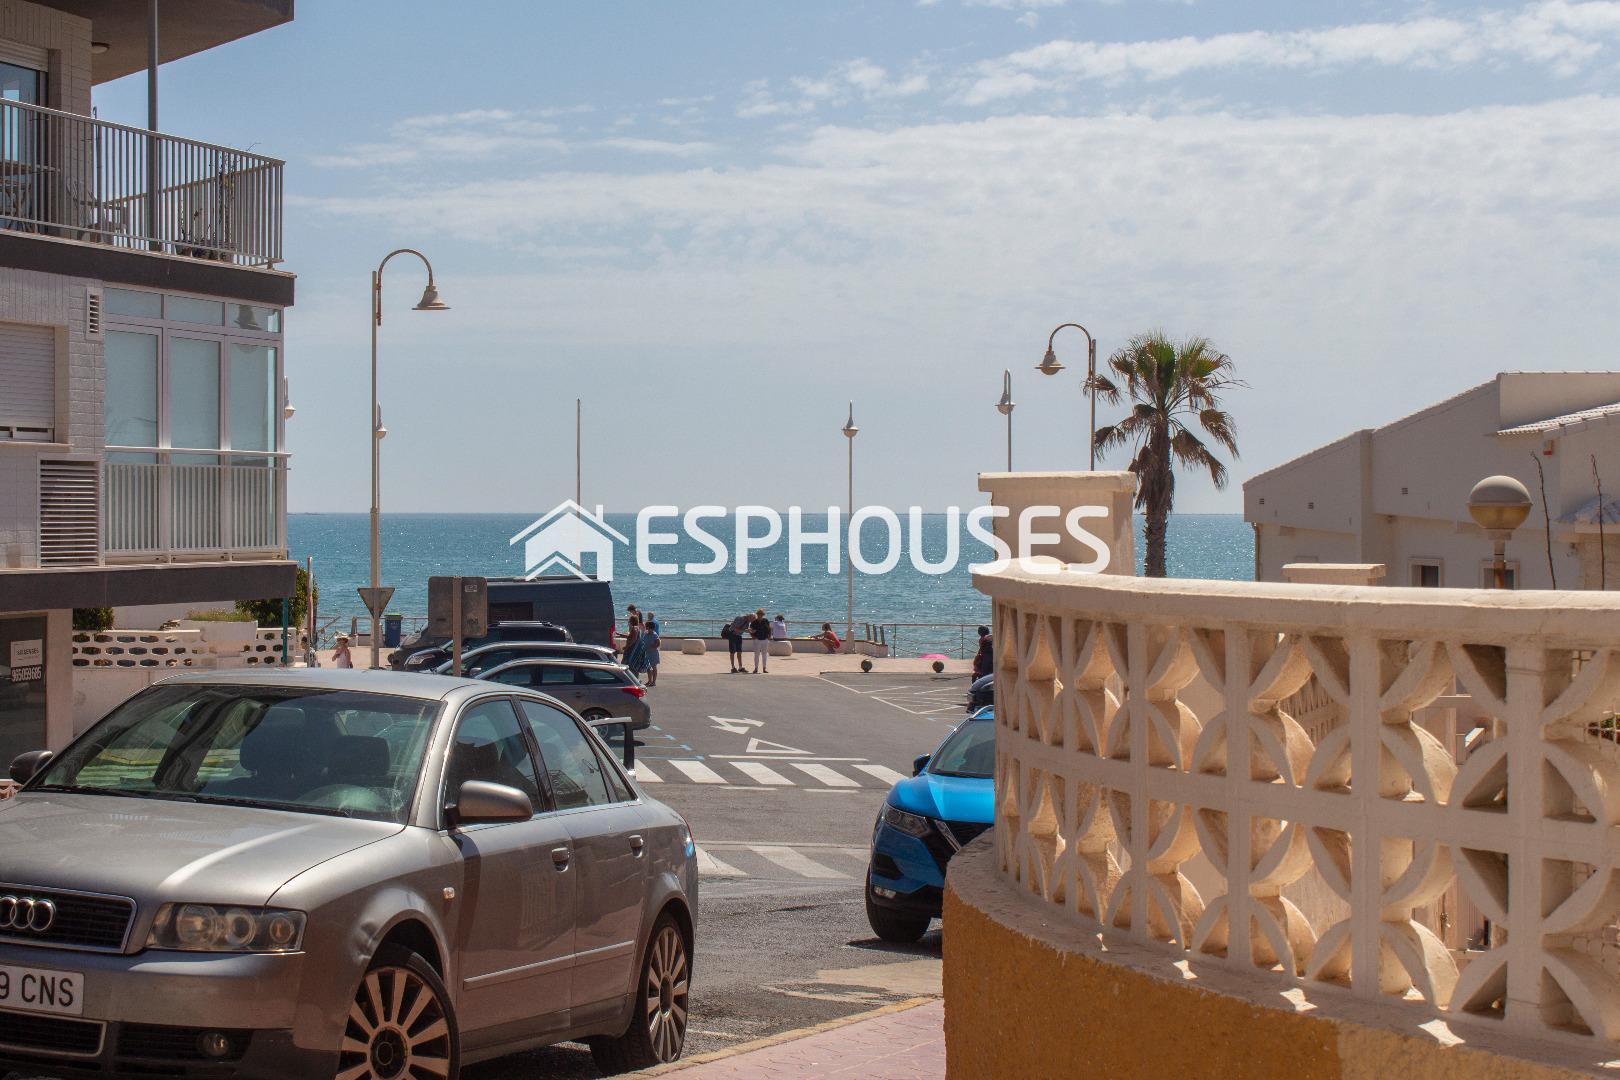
(927, 720, 995, 779)
(31, 684, 440, 823)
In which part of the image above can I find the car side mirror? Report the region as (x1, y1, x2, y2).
(912, 754, 930, 776)
(448, 780, 532, 827)
(9, 750, 53, 785)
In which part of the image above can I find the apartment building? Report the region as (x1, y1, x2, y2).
(0, 0, 295, 759)
(1244, 372, 1620, 590)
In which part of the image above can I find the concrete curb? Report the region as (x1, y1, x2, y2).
(639, 996, 939, 1074)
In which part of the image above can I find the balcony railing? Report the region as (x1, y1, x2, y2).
(103, 453, 287, 559)
(0, 98, 283, 268)
(978, 565, 1620, 1051)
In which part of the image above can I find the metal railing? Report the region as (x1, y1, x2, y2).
(103, 453, 287, 558)
(0, 98, 283, 267)
(877, 623, 988, 659)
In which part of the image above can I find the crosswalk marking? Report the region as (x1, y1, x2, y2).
(730, 761, 793, 786)
(852, 763, 909, 786)
(668, 759, 727, 784)
(695, 846, 745, 877)
(632, 761, 663, 783)
(790, 762, 861, 788)
(749, 845, 850, 879)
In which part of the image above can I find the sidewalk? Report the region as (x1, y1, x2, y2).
(652, 999, 944, 1078)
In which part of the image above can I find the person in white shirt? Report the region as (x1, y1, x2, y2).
(771, 614, 788, 641)
(333, 634, 354, 669)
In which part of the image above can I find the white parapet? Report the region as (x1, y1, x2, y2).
(975, 563, 1620, 1051)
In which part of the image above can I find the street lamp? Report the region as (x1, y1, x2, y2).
(1037, 322, 1099, 470)
(368, 248, 450, 668)
(1468, 475, 1532, 589)
(842, 402, 859, 644)
(995, 369, 1015, 471)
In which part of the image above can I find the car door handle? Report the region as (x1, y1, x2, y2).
(551, 846, 571, 871)
(628, 834, 645, 856)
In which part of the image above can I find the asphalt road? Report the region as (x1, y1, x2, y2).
(470, 670, 970, 1077)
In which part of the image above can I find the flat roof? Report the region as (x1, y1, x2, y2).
(36, 0, 293, 83)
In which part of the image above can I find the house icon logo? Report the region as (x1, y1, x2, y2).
(509, 501, 629, 582)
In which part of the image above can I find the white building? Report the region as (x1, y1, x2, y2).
(1244, 373, 1620, 590)
(0, 0, 296, 757)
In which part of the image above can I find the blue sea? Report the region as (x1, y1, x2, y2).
(289, 513, 1252, 651)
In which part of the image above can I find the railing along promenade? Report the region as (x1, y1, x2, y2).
(974, 561, 1620, 1052)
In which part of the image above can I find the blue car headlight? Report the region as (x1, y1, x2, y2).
(880, 803, 933, 839)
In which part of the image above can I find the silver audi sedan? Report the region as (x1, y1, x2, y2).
(0, 669, 697, 1078)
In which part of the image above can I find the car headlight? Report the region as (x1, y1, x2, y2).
(146, 904, 306, 953)
(880, 803, 933, 839)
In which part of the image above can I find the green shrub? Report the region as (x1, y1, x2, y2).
(72, 607, 114, 632)
(183, 609, 254, 622)
(235, 565, 317, 628)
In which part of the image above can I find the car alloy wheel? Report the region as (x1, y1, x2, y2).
(644, 922, 689, 1062)
(338, 954, 455, 1080)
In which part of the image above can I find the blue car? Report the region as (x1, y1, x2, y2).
(866, 707, 995, 942)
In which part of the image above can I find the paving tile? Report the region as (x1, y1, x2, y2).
(665, 1000, 944, 1078)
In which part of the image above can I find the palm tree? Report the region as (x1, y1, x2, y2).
(1090, 333, 1241, 578)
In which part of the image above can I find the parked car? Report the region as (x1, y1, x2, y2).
(866, 706, 995, 943)
(966, 673, 993, 712)
(391, 620, 575, 671)
(477, 659, 651, 730)
(0, 669, 696, 1077)
(430, 641, 617, 677)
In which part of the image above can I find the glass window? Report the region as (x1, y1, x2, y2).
(104, 289, 163, 319)
(105, 331, 159, 447)
(487, 666, 539, 687)
(579, 667, 625, 684)
(927, 719, 996, 779)
(1411, 563, 1441, 588)
(592, 740, 635, 802)
(169, 337, 221, 451)
(228, 343, 276, 453)
(536, 666, 576, 686)
(230, 304, 281, 333)
(33, 685, 440, 823)
(519, 700, 612, 809)
(445, 699, 542, 812)
(0, 61, 41, 106)
(167, 296, 224, 325)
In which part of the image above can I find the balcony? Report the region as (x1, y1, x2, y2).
(0, 98, 282, 268)
(102, 454, 287, 560)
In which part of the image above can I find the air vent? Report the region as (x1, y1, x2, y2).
(85, 289, 103, 336)
(37, 459, 100, 566)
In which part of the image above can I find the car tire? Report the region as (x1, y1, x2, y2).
(581, 708, 612, 722)
(866, 891, 931, 944)
(337, 944, 460, 1080)
(589, 913, 690, 1073)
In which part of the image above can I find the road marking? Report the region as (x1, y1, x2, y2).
(731, 761, 794, 786)
(751, 845, 850, 879)
(713, 755, 872, 761)
(695, 846, 745, 877)
(667, 759, 727, 784)
(632, 761, 663, 783)
(852, 763, 909, 786)
(791, 763, 861, 788)
(745, 737, 808, 755)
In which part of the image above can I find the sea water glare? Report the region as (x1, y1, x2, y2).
(290, 514, 1252, 647)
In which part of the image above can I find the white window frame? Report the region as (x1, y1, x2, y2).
(1479, 559, 1521, 590)
(1409, 559, 1444, 588)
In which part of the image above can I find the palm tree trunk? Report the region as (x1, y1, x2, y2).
(1143, 428, 1173, 577)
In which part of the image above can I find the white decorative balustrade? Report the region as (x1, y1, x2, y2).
(976, 566, 1620, 1048)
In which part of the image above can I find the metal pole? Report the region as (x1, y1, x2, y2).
(306, 556, 317, 666)
(1006, 410, 1013, 471)
(369, 270, 381, 669)
(146, 0, 160, 252)
(575, 397, 582, 506)
(1087, 336, 1098, 471)
(1494, 539, 1508, 590)
(846, 434, 854, 644)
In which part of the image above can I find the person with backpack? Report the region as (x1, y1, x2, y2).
(722, 616, 745, 673)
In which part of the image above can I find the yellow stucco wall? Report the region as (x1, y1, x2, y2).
(943, 857, 1600, 1080)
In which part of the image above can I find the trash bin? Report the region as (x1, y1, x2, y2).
(383, 613, 403, 648)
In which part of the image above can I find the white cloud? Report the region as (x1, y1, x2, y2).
(597, 137, 720, 157)
(961, 0, 1620, 103)
(314, 109, 569, 168)
(738, 60, 931, 118)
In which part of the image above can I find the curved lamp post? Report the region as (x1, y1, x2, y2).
(368, 248, 450, 668)
(1037, 322, 1099, 470)
(996, 369, 1015, 471)
(842, 402, 859, 644)
(1467, 475, 1532, 589)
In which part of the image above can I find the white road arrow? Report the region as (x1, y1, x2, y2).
(746, 737, 808, 755)
(710, 716, 764, 735)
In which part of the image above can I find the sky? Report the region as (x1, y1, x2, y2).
(89, 0, 1620, 514)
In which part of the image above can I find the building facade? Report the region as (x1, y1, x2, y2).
(1244, 372, 1620, 590)
(0, 0, 295, 759)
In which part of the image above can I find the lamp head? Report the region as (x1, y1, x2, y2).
(413, 282, 449, 312)
(997, 369, 1016, 415)
(1037, 346, 1063, 377)
(1467, 475, 1532, 533)
(842, 401, 858, 439)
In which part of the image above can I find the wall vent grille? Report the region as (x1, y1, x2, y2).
(37, 459, 100, 567)
(85, 290, 103, 336)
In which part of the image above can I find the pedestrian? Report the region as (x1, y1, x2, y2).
(750, 608, 772, 673)
(972, 625, 993, 680)
(643, 616, 662, 687)
(728, 612, 751, 674)
(720, 619, 740, 673)
(623, 613, 649, 677)
(616, 604, 640, 658)
(333, 634, 354, 669)
(771, 613, 788, 643)
(813, 623, 842, 653)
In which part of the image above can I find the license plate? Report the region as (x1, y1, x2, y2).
(0, 963, 84, 1017)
